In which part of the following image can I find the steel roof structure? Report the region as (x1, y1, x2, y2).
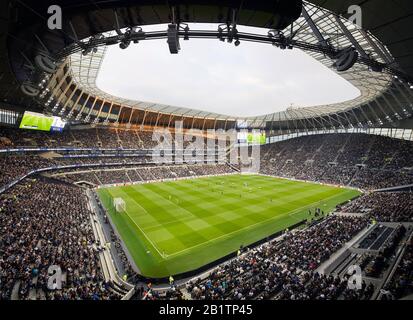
(68, 1, 393, 124)
(0, 0, 412, 131)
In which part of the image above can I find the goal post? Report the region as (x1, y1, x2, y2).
(113, 197, 126, 213)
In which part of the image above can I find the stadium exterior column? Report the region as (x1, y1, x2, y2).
(67, 89, 84, 118)
(45, 60, 66, 93)
(50, 68, 71, 103)
(75, 93, 91, 119)
(96, 99, 106, 122)
(141, 110, 148, 130)
(191, 116, 196, 129)
(127, 108, 135, 127)
(155, 112, 162, 128)
(104, 101, 114, 124)
(224, 118, 229, 131)
(60, 83, 78, 114)
(201, 117, 207, 131)
(167, 113, 174, 128)
(55, 78, 74, 109)
(116, 105, 124, 124)
(85, 96, 98, 121)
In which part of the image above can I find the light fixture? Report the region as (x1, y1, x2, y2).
(333, 47, 359, 72)
(82, 47, 92, 56)
(183, 25, 189, 41)
(119, 40, 130, 49)
(167, 24, 180, 54)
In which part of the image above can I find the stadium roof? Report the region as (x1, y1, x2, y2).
(0, 0, 412, 130)
(67, 1, 393, 122)
(310, 0, 413, 79)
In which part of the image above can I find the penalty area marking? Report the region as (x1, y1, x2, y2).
(121, 202, 169, 259)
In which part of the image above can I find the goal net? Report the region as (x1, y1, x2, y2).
(113, 197, 126, 213)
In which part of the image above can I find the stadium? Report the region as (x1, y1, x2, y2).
(0, 0, 412, 303)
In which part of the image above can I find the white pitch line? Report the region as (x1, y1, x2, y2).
(120, 200, 167, 259)
(165, 189, 355, 258)
(287, 191, 348, 218)
(119, 179, 357, 260)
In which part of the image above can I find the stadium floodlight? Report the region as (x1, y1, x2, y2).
(119, 40, 130, 49)
(370, 63, 383, 73)
(81, 47, 92, 56)
(218, 26, 224, 41)
(132, 28, 145, 43)
(183, 25, 190, 41)
(332, 47, 359, 72)
(167, 24, 180, 54)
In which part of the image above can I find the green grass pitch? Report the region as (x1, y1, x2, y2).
(97, 174, 360, 278)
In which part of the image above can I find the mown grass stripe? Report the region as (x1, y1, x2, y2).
(98, 175, 360, 278)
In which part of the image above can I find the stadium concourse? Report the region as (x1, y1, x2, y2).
(0, 127, 412, 300)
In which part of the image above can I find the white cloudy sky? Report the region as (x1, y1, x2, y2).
(96, 24, 360, 117)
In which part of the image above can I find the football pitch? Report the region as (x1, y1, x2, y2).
(97, 174, 360, 278)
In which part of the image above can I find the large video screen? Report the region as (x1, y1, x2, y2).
(247, 132, 266, 145)
(19, 111, 66, 132)
(237, 131, 266, 145)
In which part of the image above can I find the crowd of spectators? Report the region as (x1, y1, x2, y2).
(2, 130, 413, 191)
(0, 155, 55, 188)
(184, 216, 368, 300)
(340, 192, 413, 222)
(58, 164, 235, 186)
(1, 128, 412, 300)
(260, 133, 413, 190)
(0, 178, 120, 300)
(0, 127, 218, 150)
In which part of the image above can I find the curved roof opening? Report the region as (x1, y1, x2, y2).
(96, 24, 361, 118)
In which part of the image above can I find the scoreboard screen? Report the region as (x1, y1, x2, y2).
(19, 111, 66, 132)
(237, 131, 266, 145)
